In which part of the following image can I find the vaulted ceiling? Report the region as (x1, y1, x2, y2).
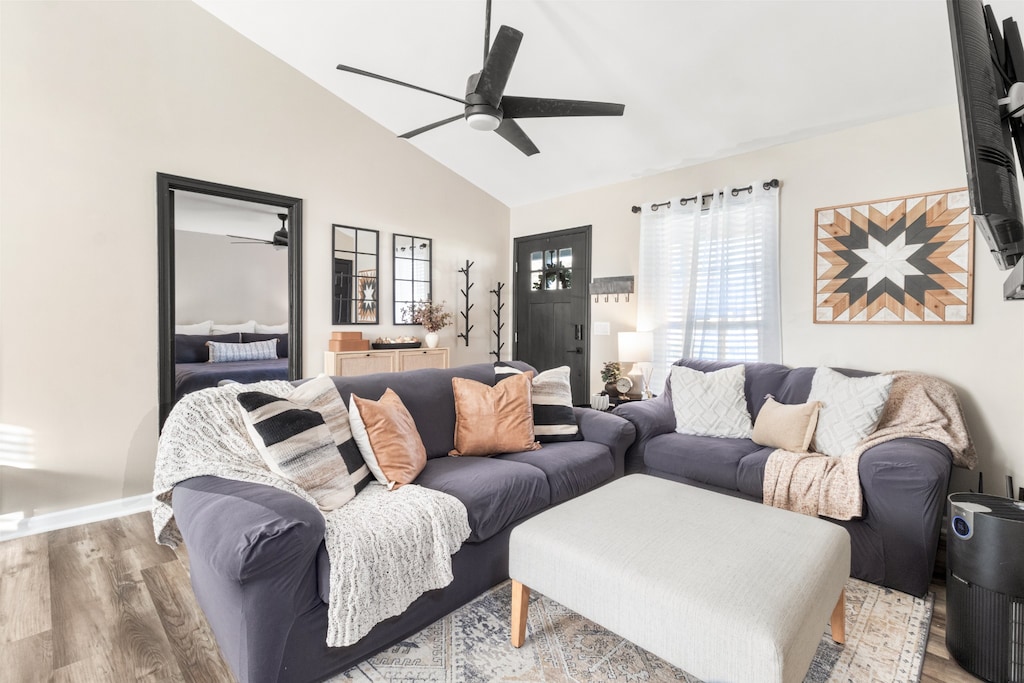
(194, 0, 1012, 207)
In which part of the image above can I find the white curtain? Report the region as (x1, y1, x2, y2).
(637, 184, 781, 393)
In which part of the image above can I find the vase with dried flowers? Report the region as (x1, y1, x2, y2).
(404, 300, 453, 348)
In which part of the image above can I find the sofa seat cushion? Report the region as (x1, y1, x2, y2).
(735, 446, 777, 498)
(414, 456, 550, 543)
(497, 441, 614, 505)
(644, 433, 762, 490)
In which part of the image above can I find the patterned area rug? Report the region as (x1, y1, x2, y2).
(333, 578, 933, 683)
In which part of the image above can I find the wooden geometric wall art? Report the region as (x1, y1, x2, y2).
(814, 188, 973, 324)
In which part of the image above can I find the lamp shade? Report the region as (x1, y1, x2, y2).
(618, 331, 653, 363)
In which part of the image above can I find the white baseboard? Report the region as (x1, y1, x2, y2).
(0, 492, 153, 541)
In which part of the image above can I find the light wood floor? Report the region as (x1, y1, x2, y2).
(0, 512, 982, 682)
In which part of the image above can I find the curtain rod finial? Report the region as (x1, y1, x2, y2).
(631, 205, 641, 214)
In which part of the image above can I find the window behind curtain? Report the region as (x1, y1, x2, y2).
(638, 185, 781, 393)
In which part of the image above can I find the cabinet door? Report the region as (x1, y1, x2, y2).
(397, 348, 449, 371)
(324, 351, 396, 376)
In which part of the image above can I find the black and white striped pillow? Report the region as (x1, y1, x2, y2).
(237, 375, 371, 510)
(495, 363, 582, 443)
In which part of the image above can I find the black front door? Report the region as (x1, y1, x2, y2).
(513, 226, 591, 405)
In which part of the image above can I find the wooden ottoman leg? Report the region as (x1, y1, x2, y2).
(830, 589, 846, 644)
(511, 580, 530, 648)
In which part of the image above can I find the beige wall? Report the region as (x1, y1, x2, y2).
(512, 106, 1024, 494)
(0, 1, 509, 518)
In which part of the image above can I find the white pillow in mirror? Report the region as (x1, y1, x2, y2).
(670, 364, 753, 439)
(255, 322, 288, 333)
(175, 320, 212, 335)
(211, 320, 256, 334)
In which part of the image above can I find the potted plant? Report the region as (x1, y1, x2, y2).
(600, 361, 621, 395)
(404, 300, 453, 348)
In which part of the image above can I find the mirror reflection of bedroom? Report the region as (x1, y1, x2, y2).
(172, 191, 291, 405)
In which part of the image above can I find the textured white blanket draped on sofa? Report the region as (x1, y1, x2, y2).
(152, 381, 471, 646)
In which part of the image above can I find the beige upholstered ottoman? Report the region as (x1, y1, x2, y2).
(509, 475, 850, 683)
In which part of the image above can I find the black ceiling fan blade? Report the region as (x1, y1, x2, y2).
(336, 63, 467, 105)
(501, 96, 625, 119)
(475, 25, 523, 107)
(399, 114, 464, 139)
(495, 119, 539, 156)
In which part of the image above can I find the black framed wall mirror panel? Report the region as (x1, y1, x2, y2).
(393, 234, 432, 324)
(157, 173, 303, 428)
(332, 225, 379, 325)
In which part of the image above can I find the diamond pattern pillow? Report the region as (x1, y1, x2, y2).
(670, 364, 752, 439)
(807, 367, 893, 457)
(237, 375, 371, 510)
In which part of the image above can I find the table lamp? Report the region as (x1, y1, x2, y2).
(617, 331, 654, 399)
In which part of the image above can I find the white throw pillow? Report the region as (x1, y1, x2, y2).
(255, 322, 288, 333)
(175, 320, 212, 335)
(807, 367, 893, 457)
(670, 364, 752, 439)
(211, 320, 257, 334)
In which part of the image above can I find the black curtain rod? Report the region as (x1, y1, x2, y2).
(630, 178, 780, 214)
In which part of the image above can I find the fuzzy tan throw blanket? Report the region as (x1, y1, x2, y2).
(152, 381, 471, 647)
(762, 371, 975, 520)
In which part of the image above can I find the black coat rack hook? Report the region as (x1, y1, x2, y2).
(457, 260, 475, 347)
(489, 282, 506, 360)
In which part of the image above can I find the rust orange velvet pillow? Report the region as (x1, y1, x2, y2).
(449, 373, 541, 456)
(348, 388, 426, 489)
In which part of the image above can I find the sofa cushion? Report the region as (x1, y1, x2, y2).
(670, 364, 752, 438)
(497, 441, 614, 505)
(644, 432, 763, 490)
(495, 363, 583, 443)
(735, 446, 778, 498)
(329, 364, 498, 459)
(808, 367, 893, 457)
(236, 376, 372, 510)
(349, 389, 426, 489)
(668, 359, 792, 422)
(413, 456, 550, 543)
(450, 374, 540, 456)
(751, 396, 820, 452)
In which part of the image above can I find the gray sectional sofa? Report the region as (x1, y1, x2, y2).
(613, 358, 954, 598)
(170, 361, 635, 683)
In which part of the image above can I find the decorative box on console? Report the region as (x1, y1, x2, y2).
(329, 331, 370, 352)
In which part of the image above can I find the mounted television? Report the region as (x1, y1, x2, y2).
(946, 0, 1024, 298)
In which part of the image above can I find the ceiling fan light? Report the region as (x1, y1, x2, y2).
(466, 112, 500, 132)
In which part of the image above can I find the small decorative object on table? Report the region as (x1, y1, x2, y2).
(372, 336, 421, 349)
(600, 361, 622, 397)
(403, 301, 453, 349)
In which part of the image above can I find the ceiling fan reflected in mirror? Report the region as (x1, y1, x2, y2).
(334, 0, 625, 156)
(230, 213, 289, 247)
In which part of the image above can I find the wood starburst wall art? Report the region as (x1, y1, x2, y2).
(814, 188, 973, 324)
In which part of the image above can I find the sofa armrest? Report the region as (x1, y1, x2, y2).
(172, 476, 326, 683)
(173, 475, 325, 582)
(611, 395, 675, 474)
(573, 408, 636, 479)
(858, 438, 953, 597)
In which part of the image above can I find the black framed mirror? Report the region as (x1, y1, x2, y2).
(393, 234, 432, 324)
(157, 173, 302, 427)
(332, 225, 379, 324)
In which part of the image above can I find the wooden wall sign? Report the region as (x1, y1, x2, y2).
(814, 188, 973, 324)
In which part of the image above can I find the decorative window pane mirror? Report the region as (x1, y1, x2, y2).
(394, 234, 432, 324)
(332, 225, 379, 324)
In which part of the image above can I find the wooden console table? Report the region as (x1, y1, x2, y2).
(323, 347, 449, 377)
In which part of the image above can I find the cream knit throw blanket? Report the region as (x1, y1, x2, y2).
(763, 371, 975, 520)
(152, 381, 471, 647)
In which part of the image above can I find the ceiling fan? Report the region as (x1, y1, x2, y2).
(230, 213, 289, 247)
(335, 0, 625, 156)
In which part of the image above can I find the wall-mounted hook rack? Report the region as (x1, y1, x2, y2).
(489, 282, 505, 360)
(590, 276, 634, 304)
(457, 260, 474, 346)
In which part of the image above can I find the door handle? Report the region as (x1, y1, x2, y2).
(565, 347, 583, 354)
